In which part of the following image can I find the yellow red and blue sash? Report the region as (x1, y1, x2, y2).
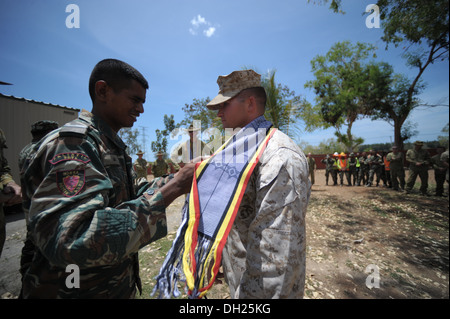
(152, 116, 275, 299)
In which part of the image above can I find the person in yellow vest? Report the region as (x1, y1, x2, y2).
(337, 152, 351, 186)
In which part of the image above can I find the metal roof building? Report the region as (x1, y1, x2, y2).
(0, 93, 80, 183)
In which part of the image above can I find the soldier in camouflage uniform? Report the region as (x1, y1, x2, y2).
(307, 153, 316, 185)
(321, 154, 334, 186)
(358, 152, 369, 186)
(366, 150, 383, 187)
(152, 151, 168, 177)
(133, 150, 148, 181)
(19, 59, 197, 298)
(405, 141, 431, 195)
(386, 145, 405, 191)
(206, 70, 310, 298)
(430, 146, 446, 197)
(1, 128, 22, 258)
(348, 153, 358, 186)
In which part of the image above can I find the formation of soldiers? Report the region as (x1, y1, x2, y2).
(318, 141, 449, 196)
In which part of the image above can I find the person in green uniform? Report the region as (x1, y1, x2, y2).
(133, 150, 148, 180)
(431, 146, 447, 197)
(405, 141, 431, 195)
(152, 151, 169, 177)
(386, 145, 405, 191)
(0, 128, 22, 258)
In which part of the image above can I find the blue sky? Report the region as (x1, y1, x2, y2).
(1, 0, 448, 161)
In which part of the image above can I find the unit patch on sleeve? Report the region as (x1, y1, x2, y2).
(57, 169, 85, 197)
(49, 152, 91, 165)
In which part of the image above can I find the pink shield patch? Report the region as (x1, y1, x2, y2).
(57, 170, 85, 197)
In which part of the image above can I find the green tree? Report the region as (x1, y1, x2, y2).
(179, 97, 221, 133)
(151, 114, 176, 157)
(377, 0, 449, 148)
(262, 69, 304, 139)
(303, 41, 380, 152)
(118, 127, 141, 156)
(438, 123, 449, 147)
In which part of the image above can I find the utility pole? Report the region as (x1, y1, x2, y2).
(139, 126, 148, 160)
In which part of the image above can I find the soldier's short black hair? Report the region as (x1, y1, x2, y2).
(89, 59, 149, 103)
(236, 87, 267, 111)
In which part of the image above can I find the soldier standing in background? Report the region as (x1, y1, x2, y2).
(18, 120, 59, 172)
(441, 149, 449, 185)
(331, 152, 339, 186)
(405, 141, 431, 195)
(175, 124, 212, 168)
(0, 128, 22, 258)
(321, 154, 334, 186)
(358, 152, 369, 186)
(133, 150, 149, 181)
(307, 153, 316, 185)
(431, 146, 447, 197)
(152, 151, 169, 177)
(348, 152, 358, 186)
(366, 150, 383, 187)
(17, 120, 58, 289)
(386, 145, 405, 191)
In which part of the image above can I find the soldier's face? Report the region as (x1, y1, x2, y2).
(217, 95, 249, 129)
(105, 79, 146, 132)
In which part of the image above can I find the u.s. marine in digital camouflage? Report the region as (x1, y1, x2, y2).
(20, 111, 177, 298)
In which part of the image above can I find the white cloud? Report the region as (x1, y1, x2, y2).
(204, 27, 216, 37)
(191, 15, 206, 27)
(189, 14, 216, 38)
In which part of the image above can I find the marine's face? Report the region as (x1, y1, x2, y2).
(216, 95, 249, 129)
(105, 79, 146, 132)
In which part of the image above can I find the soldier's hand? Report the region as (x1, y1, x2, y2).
(156, 156, 207, 207)
(2, 182, 22, 206)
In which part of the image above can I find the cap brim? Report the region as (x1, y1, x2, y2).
(206, 89, 242, 110)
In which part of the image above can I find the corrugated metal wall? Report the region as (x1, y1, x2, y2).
(0, 95, 79, 183)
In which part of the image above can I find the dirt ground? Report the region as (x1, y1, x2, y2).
(304, 169, 449, 299)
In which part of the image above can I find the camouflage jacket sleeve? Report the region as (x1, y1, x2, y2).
(1, 132, 14, 189)
(23, 130, 171, 269)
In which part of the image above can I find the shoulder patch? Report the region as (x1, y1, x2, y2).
(57, 169, 85, 197)
(49, 152, 91, 165)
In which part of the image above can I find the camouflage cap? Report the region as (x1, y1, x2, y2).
(137, 150, 144, 155)
(206, 70, 262, 110)
(414, 141, 424, 146)
(31, 120, 58, 134)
